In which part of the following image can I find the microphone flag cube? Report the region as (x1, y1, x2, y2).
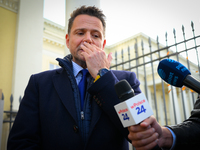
(114, 93, 154, 128)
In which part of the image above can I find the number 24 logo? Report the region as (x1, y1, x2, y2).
(122, 113, 129, 120)
(136, 105, 146, 115)
(121, 105, 146, 121)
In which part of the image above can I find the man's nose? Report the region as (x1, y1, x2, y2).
(83, 32, 92, 44)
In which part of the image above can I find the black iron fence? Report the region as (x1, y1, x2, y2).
(110, 21, 200, 125)
(1, 94, 20, 132)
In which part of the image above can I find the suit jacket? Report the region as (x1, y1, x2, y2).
(7, 67, 141, 150)
(168, 96, 200, 150)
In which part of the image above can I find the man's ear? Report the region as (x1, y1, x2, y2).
(65, 34, 69, 48)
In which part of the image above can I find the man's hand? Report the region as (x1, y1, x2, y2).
(128, 116, 162, 150)
(80, 42, 112, 78)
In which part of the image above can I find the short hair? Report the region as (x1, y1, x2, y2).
(68, 5, 106, 36)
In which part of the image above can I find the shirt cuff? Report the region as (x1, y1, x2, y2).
(165, 127, 176, 150)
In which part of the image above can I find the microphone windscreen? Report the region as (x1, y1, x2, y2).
(157, 59, 191, 87)
(114, 79, 135, 101)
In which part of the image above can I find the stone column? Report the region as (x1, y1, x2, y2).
(12, 0, 44, 110)
(64, 0, 100, 55)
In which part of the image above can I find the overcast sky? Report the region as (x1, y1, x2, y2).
(43, 0, 200, 46)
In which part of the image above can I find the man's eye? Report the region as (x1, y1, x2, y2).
(77, 32, 84, 35)
(93, 34, 99, 38)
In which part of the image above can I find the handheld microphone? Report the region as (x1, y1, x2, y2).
(114, 79, 160, 150)
(157, 59, 200, 94)
(114, 79, 135, 102)
(114, 79, 153, 126)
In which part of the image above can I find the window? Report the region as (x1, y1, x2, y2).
(49, 63, 60, 70)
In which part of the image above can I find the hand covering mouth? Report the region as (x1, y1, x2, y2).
(78, 44, 85, 52)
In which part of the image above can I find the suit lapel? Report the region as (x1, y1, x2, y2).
(52, 69, 78, 123)
(52, 69, 103, 140)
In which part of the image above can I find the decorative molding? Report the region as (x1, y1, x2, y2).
(0, 0, 19, 13)
(43, 19, 65, 48)
(43, 37, 64, 48)
(44, 18, 65, 31)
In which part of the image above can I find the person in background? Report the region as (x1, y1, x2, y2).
(7, 5, 141, 150)
(128, 94, 200, 150)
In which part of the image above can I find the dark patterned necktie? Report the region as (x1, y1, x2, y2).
(78, 69, 88, 110)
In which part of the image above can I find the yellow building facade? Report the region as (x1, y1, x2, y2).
(0, 4, 17, 114)
(0, 1, 18, 149)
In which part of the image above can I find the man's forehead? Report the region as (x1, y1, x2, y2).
(74, 28, 101, 33)
(72, 15, 104, 31)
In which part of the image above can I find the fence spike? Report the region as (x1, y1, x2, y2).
(128, 46, 130, 54)
(191, 21, 194, 31)
(173, 28, 176, 37)
(10, 94, 13, 103)
(157, 35, 160, 50)
(114, 51, 118, 69)
(148, 37, 151, 46)
(128, 46, 130, 64)
(19, 96, 22, 103)
(134, 43, 138, 53)
(135, 38, 138, 45)
(182, 25, 185, 32)
(141, 40, 144, 49)
(165, 32, 168, 46)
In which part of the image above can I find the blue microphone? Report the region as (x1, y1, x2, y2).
(157, 58, 200, 94)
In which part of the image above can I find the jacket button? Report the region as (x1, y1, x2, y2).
(73, 125, 79, 133)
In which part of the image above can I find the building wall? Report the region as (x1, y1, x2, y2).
(0, 7, 16, 111)
(0, 6, 17, 150)
(42, 19, 66, 71)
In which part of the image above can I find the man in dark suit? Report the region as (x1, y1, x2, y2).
(128, 94, 200, 150)
(7, 6, 141, 150)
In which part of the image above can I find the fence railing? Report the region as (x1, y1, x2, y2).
(2, 94, 20, 132)
(110, 21, 200, 126)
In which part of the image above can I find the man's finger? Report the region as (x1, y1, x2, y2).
(128, 127, 156, 140)
(140, 116, 156, 128)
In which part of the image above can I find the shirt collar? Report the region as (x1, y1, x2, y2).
(72, 61, 85, 77)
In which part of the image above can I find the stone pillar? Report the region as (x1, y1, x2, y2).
(64, 0, 100, 55)
(12, 0, 44, 110)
